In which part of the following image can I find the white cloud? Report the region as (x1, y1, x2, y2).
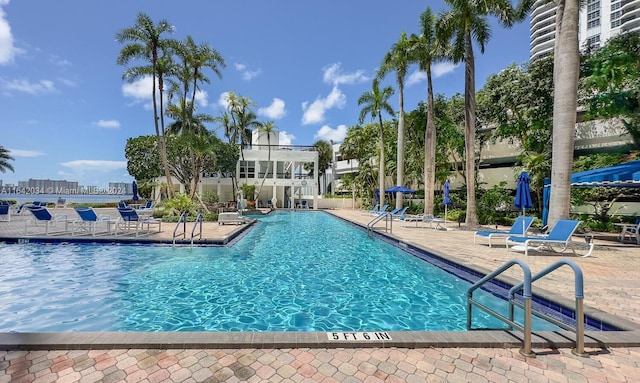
(301, 86, 346, 125)
(234, 62, 261, 81)
(194, 89, 208, 107)
(94, 120, 120, 129)
(0, 1, 23, 65)
(258, 98, 286, 119)
(4, 79, 55, 94)
(314, 124, 348, 143)
(61, 160, 127, 171)
(7, 148, 44, 157)
(278, 131, 294, 146)
(322, 63, 369, 86)
(406, 70, 427, 87)
(218, 91, 231, 109)
(433, 62, 457, 78)
(121, 76, 154, 110)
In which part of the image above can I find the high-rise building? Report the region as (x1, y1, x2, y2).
(530, 0, 640, 61)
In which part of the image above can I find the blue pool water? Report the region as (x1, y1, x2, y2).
(0, 211, 565, 332)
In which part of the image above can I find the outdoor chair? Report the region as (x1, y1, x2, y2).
(135, 200, 155, 215)
(506, 219, 594, 257)
(361, 203, 379, 215)
(24, 206, 72, 235)
(474, 216, 535, 248)
(72, 207, 119, 236)
(373, 204, 389, 215)
(391, 206, 409, 220)
(0, 202, 10, 222)
(116, 208, 161, 237)
(618, 218, 640, 244)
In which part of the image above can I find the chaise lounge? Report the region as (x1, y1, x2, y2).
(218, 212, 249, 225)
(474, 216, 535, 248)
(505, 219, 594, 257)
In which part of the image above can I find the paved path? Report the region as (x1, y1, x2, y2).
(1, 208, 640, 382)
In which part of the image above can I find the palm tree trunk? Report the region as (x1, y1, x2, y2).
(157, 74, 175, 198)
(548, 0, 580, 227)
(378, 115, 386, 207)
(396, 80, 406, 211)
(464, 32, 478, 227)
(424, 66, 436, 216)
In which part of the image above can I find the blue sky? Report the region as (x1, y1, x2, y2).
(0, 0, 532, 189)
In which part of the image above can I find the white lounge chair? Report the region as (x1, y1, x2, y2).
(218, 212, 249, 225)
(474, 216, 535, 248)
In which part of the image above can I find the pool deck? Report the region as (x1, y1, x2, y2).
(1, 208, 640, 381)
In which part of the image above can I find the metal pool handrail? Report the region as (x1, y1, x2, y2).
(509, 259, 587, 357)
(467, 259, 534, 357)
(190, 213, 203, 246)
(172, 212, 187, 246)
(367, 212, 393, 235)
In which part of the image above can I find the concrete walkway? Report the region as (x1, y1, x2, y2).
(1, 208, 640, 382)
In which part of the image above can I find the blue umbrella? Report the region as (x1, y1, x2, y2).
(132, 181, 139, 201)
(443, 180, 451, 228)
(514, 171, 533, 233)
(385, 186, 415, 194)
(542, 184, 551, 227)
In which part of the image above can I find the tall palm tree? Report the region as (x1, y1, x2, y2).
(116, 12, 177, 198)
(167, 35, 225, 136)
(255, 121, 277, 200)
(358, 81, 395, 208)
(411, 7, 446, 216)
(377, 31, 412, 211)
(306, 140, 333, 195)
(437, 0, 522, 227)
(548, 0, 580, 227)
(165, 100, 215, 136)
(0, 146, 14, 173)
(220, 92, 263, 196)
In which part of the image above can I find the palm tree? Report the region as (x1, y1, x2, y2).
(0, 146, 14, 173)
(358, 81, 395, 208)
(255, 121, 277, 200)
(165, 36, 225, 136)
(165, 100, 215, 136)
(305, 140, 333, 195)
(548, 0, 580, 227)
(186, 130, 217, 200)
(116, 12, 177, 198)
(437, 0, 523, 227)
(411, 7, 446, 216)
(377, 31, 412, 211)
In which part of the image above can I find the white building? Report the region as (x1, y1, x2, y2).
(530, 0, 640, 62)
(164, 131, 319, 209)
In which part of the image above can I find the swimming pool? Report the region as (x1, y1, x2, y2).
(0, 211, 568, 332)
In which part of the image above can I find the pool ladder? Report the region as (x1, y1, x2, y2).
(367, 212, 393, 235)
(172, 212, 203, 246)
(466, 259, 587, 358)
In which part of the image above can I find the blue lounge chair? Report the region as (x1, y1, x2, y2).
(361, 203, 379, 215)
(135, 200, 155, 215)
(0, 202, 10, 222)
(373, 204, 389, 215)
(474, 216, 535, 248)
(506, 219, 593, 257)
(116, 208, 161, 237)
(72, 207, 119, 236)
(392, 206, 408, 220)
(25, 206, 72, 235)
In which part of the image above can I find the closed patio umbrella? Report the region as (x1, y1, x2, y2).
(443, 180, 451, 229)
(514, 170, 533, 234)
(132, 181, 139, 201)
